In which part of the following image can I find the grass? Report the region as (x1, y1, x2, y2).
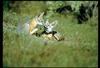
(3, 1, 98, 67)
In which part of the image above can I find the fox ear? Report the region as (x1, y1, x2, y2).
(51, 20, 58, 27)
(39, 12, 44, 18)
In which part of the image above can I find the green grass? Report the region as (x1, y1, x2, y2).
(3, 1, 98, 67)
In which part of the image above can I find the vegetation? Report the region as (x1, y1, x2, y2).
(3, 1, 98, 67)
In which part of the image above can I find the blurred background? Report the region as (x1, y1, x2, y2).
(3, 1, 98, 67)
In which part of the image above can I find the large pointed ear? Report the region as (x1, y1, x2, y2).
(51, 20, 58, 27)
(39, 12, 44, 18)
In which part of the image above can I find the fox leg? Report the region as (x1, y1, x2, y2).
(53, 33, 64, 41)
(30, 28, 38, 35)
(53, 34, 60, 41)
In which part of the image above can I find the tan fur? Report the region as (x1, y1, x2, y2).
(54, 34, 60, 40)
(47, 34, 54, 40)
(29, 19, 37, 34)
(53, 33, 64, 41)
(42, 33, 64, 41)
(42, 34, 53, 40)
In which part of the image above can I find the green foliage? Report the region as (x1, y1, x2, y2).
(3, 1, 10, 11)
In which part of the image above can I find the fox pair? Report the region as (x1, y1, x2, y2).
(24, 12, 64, 41)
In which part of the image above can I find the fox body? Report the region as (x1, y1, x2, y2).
(22, 12, 64, 41)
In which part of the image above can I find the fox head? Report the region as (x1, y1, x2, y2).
(44, 19, 58, 33)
